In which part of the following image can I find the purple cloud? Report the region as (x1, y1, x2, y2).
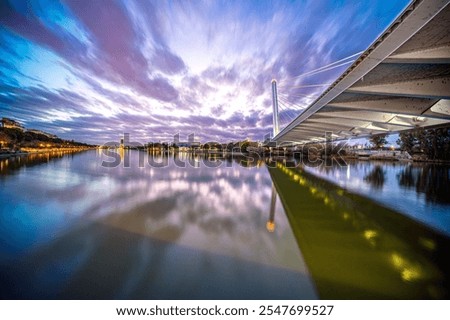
(0, 0, 411, 144)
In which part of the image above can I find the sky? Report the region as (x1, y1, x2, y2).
(0, 0, 411, 144)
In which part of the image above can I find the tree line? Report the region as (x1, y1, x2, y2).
(397, 126, 450, 161)
(0, 127, 92, 149)
(369, 126, 450, 161)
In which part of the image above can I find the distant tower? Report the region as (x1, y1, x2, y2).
(271, 80, 279, 138)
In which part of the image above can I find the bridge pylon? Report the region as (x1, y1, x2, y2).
(271, 79, 280, 138)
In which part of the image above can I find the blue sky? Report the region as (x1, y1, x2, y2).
(0, 0, 411, 144)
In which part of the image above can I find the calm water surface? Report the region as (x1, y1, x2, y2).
(0, 150, 449, 299)
(304, 160, 450, 235)
(0, 150, 315, 299)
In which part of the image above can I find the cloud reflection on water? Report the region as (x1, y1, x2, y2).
(0, 150, 316, 299)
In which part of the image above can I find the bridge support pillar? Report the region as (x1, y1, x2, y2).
(271, 79, 280, 138)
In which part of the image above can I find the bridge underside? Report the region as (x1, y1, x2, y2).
(275, 0, 450, 144)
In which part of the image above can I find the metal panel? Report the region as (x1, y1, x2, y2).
(274, 0, 450, 144)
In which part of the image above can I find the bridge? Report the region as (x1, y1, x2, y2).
(272, 0, 450, 144)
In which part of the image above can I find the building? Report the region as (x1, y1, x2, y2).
(177, 141, 201, 152)
(1, 117, 24, 131)
(174, 133, 201, 150)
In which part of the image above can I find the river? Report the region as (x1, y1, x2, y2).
(0, 150, 449, 299)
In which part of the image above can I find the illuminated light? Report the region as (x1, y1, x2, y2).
(363, 229, 379, 247)
(337, 189, 344, 196)
(342, 212, 350, 220)
(419, 237, 436, 251)
(363, 230, 378, 240)
(266, 221, 275, 233)
(391, 253, 404, 269)
(309, 187, 317, 195)
(293, 174, 300, 181)
(324, 197, 329, 205)
(390, 252, 423, 282)
(401, 268, 420, 281)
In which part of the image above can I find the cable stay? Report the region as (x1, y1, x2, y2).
(277, 95, 308, 110)
(279, 61, 352, 87)
(277, 100, 302, 121)
(279, 83, 332, 90)
(279, 51, 363, 84)
(276, 107, 292, 125)
(276, 100, 292, 116)
(277, 104, 304, 116)
(278, 92, 318, 99)
(277, 98, 303, 112)
(278, 94, 318, 102)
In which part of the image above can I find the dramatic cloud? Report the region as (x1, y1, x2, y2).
(0, 0, 411, 144)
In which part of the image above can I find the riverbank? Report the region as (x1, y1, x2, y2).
(21, 147, 95, 153)
(0, 151, 28, 159)
(343, 155, 450, 164)
(0, 147, 95, 159)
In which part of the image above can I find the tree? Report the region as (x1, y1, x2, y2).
(369, 134, 388, 150)
(396, 127, 450, 161)
(397, 131, 416, 153)
(240, 141, 249, 153)
(423, 127, 450, 160)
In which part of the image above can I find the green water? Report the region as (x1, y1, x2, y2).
(269, 162, 449, 299)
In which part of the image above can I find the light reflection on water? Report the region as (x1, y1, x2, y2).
(269, 161, 450, 299)
(304, 160, 450, 235)
(1, 150, 449, 299)
(0, 150, 316, 299)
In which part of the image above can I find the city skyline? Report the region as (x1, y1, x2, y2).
(0, 0, 410, 144)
